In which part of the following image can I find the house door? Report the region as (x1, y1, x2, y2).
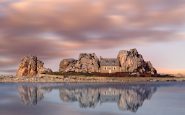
(109, 69, 111, 73)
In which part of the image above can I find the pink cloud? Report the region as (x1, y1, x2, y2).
(0, 0, 185, 74)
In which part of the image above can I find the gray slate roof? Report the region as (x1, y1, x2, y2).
(100, 58, 120, 66)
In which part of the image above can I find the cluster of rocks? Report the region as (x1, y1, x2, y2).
(59, 49, 157, 75)
(117, 49, 157, 74)
(16, 56, 52, 77)
(59, 53, 99, 73)
(16, 48, 157, 77)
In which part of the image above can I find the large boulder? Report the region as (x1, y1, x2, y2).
(59, 53, 100, 73)
(117, 49, 157, 74)
(16, 56, 52, 77)
(59, 59, 77, 72)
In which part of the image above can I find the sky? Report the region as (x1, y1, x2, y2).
(0, 0, 185, 75)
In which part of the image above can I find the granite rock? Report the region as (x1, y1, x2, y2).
(59, 59, 77, 72)
(16, 56, 52, 77)
(117, 49, 157, 74)
(59, 53, 100, 73)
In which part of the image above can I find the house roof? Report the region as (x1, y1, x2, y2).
(100, 58, 120, 66)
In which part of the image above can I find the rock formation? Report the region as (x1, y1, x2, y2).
(145, 61, 157, 75)
(16, 56, 52, 77)
(59, 49, 157, 75)
(59, 53, 99, 73)
(59, 58, 77, 72)
(117, 49, 157, 74)
(37, 60, 52, 74)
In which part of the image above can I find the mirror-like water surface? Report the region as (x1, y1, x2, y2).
(0, 82, 185, 115)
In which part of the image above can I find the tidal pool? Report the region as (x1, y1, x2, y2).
(0, 82, 185, 115)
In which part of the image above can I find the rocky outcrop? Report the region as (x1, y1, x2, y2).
(59, 59, 77, 72)
(37, 60, 52, 74)
(59, 53, 100, 73)
(16, 56, 52, 77)
(145, 61, 157, 75)
(117, 49, 157, 74)
(59, 48, 157, 75)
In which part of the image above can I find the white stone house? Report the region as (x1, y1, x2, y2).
(99, 57, 121, 73)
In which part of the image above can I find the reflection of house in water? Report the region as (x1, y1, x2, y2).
(18, 86, 48, 105)
(59, 86, 157, 112)
(17, 84, 157, 112)
(100, 94, 120, 103)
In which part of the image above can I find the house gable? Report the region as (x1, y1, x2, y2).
(100, 57, 120, 73)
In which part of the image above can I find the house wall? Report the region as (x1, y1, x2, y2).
(100, 66, 120, 73)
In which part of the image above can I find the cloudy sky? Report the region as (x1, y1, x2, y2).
(0, 0, 185, 75)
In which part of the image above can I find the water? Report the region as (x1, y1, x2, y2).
(0, 82, 185, 115)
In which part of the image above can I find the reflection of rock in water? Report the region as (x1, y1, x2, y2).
(18, 86, 45, 105)
(59, 86, 156, 112)
(60, 88, 100, 108)
(17, 84, 157, 112)
(118, 88, 155, 112)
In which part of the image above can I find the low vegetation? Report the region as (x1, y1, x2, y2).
(46, 72, 174, 78)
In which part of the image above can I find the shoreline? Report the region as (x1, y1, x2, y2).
(0, 74, 185, 83)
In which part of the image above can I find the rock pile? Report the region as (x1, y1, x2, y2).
(37, 60, 53, 74)
(59, 59, 77, 72)
(16, 56, 52, 77)
(117, 49, 157, 74)
(59, 53, 99, 73)
(59, 49, 157, 75)
(16, 48, 157, 77)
